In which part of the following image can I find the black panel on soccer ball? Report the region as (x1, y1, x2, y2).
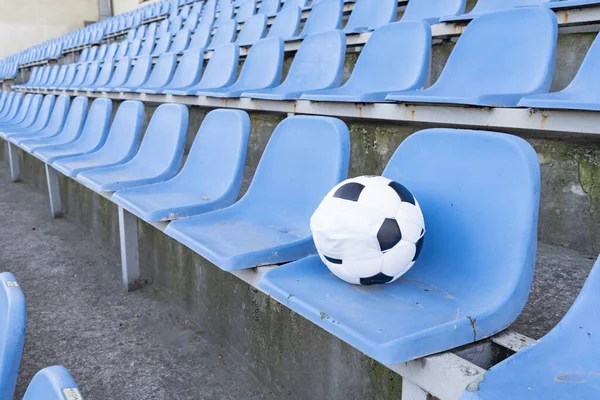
(360, 273, 394, 286)
(377, 218, 402, 252)
(332, 182, 365, 202)
(388, 181, 415, 205)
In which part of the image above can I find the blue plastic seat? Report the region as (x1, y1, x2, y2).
(197, 37, 283, 98)
(125, 38, 142, 58)
(71, 61, 101, 90)
(208, 19, 237, 49)
(94, 45, 108, 61)
(401, 0, 466, 24)
(441, 0, 559, 22)
(518, 31, 600, 111)
(302, 21, 430, 102)
(20, 97, 88, 153)
(0, 95, 56, 140)
(7, 96, 70, 146)
(134, 24, 147, 41)
(97, 57, 132, 92)
(547, 0, 600, 9)
(0, 272, 26, 400)
(170, 27, 191, 53)
(158, 48, 204, 93)
(184, 12, 200, 31)
(289, 0, 343, 40)
(49, 65, 76, 90)
(257, 0, 280, 16)
(52, 101, 144, 178)
(0, 93, 18, 120)
(243, 30, 345, 100)
(144, 22, 158, 42)
(41, 66, 61, 88)
(169, 16, 184, 34)
(78, 47, 90, 63)
(461, 254, 600, 400)
(386, 8, 558, 107)
(113, 55, 153, 92)
(0, 94, 43, 133)
(259, 127, 540, 365)
(216, 3, 234, 26)
(188, 23, 212, 50)
(137, 35, 156, 57)
(30, 68, 51, 90)
(77, 104, 188, 192)
(236, 0, 257, 22)
(0, 93, 24, 123)
(112, 109, 250, 221)
(267, 6, 301, 39)
(343, 0, 397, 33)
(158, 19, 170, 35)
(282, 0, 308, 9)
(137, 52, 178, 93)
(33, 98, 112, 163)
(0, 94, 34, 129)
(86, 46, 99, 63)
(22, 366, 83, 400)
(165, 44, 239, 95)
(103, 42, 120, 61)
(152, 31, 174, 56)
(63, 63, 91, 91)
(236, 14, 267, 46)
(49, 66, 68, 89)
(80, 60, 115, 91)
(165, 115, 350, 271)
(115, 41, 129, 59)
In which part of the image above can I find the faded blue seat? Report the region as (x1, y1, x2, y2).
(94, 45, 108, 62)
(103, 42, 120, 61)
(170, 27, 192, 53)
(236, 14, 267, 46)
(48, 66, 68, 89)
(143, 22, 158, 42)
(40, 66, 61, 88)
(197, 37, 283, 98)
(215, 3, 234, 26)
(0, 93, 19, 121)
(113, 55, 153, 92)
(137, 52, 178, 93)
(33, 98, 112, 163)
(19, 97, 89, 154)
(97, 57, 133, 92)
(53, 101, 144, 178)
(165, 115, 350, 271)
(259, 127, 540, 365)
(257, 0, 280, 16)
(282, 0, 308, 9)
(547, 0, 600, 9)
(71, 61, 101, 90)
(165, 44, 239, 95)
(80, 60, 116, 91)
(137, 34, 157, 57)
(401, 0, 466, 24)
(49, 65, 77, 90)
(236, 0, 257, 22)
(112, 109, 250, 221)
(386, 8, 558, 107)
(343, 0, 397, 33)
(77, 104, 188, 192)
(64, 62, 95, 91)
(0, 95, 56, 140)
(518, 31, 600, 111)
(267, 6, 301, 39)
(302, 21, 430, 102)
(0, 94, 34, 129)
(125, 38, 142, 58)
(29, 68, 51, 90)
(0, 94, 42, 132)
(0, 93, 24, 124)
(188, 23, 212, 50)
(85, 46, 99, 63)
(441, 0, 559, 22)
(152, 31, 174, 56)
(461, 255, 600, 400)
(208, 19, 237, 49)
(7, 96, 71, 146)
(15, 68, 39, 89)
(288, 0, 343, 40)
(169, 16, 183, 34)
(0, 272, 26, 400)
(22, 366, 83, 400)
(115, 41, 129, 59)
(184, 12, 199, 31)
(243, 30, 345, 100)
(158, 48, 204, 93)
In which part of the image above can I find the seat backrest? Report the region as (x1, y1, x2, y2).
(169, 16, 183, 34)
(134, 24, 147, 40)
(95, 44, 108, 61)
(78, 47, 90, 63)
(25, 68, 40, 86)
(343, 21, 431, 92)
(185, 12, 199, 31)
(43, 66, 60, 87)
(70, 63, 91, 87)
(93, 60, 116, 87)
(22, 366, 83, 400)
(52, 66, 68, 87)
(87, 45, 99, 61)
(126, 38, 142, 58)
(106, 56, 133, 88)
(258, 0, 280, 15)
(280, 30, 345, 91)
(91, 101, 145, 165)
(200, 4, 217, 25)
(343, 0, 397, 32)
(198, 43, 239, 87)
(142, 52, 178, 89)
(401, 0, 466, 23)
(59, 65, 78, 88)
(236, 14, 267, 46)
(116, 40, 129, 59)
(233, 37, 283, 89)
(44, 95, 70, 134)
(171, 27, 191, 53)
(144, 22, 158, 41)
(139, 34, 156, 56)
(27, 95, 56, 132)
(152, 31, 173, 55)
(216, 3, 234, 25)
(300, 0, 343, 36)
(238, 116, 350, 225)
(177, 109, 250, 201)
(470, 0, 556, 15)
(0, 272, 26, 400)
(104, 42, 119, 61)
(430, 7, 557, 97)
(267, 6, 301, 39)
(74, 98, 113, 150)
(282, 0, 308, 9)
(236, 0, 257, 22)
(168, 47, 204, 89)
(19, 94, 43, 127)
(79, 61, 101, 87)
(189, 23, 212, 50)
(128, 103, 188, 176)
(0, 93, 20, 119)
(11, 94, 34, 124)
(382, 128, 539, 290)
(57, 96, 88, 141)
(209, 19, 237, 48)
(123, 55, 153, 88)
(560, 31, 600, 93)
(36, 67, 51, 87)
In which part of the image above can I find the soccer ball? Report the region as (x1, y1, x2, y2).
(310, 176, 425, 285)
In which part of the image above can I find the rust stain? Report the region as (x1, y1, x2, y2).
(292, 103, 297, 114)
(357, 105, 362, 118)
(562, 12, 569, 24)
(555, 373, 589, 383)
(410, 110, 416, 121)
(540, 114, 549, 129)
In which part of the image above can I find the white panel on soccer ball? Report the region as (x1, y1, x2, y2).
(388, 262, 414, 284)
(320, 255, 361, 285)
(396, 219, 424, 244)
(341, 255, 384, 279)
(396, 201, 425, 229)
(313, 230, 383, 261)
(381, 242, 417, 278)
(356, 177, 402, 218)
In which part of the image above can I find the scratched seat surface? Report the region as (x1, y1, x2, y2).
(460, 255, 600, 400)
(258, 128, 540, 365)
(22, 366, 84, 400)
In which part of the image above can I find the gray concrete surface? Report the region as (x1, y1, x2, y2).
(0, 167, 275, 400)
